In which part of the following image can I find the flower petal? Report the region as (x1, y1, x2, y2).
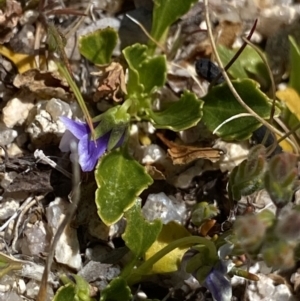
(60, 116, 89, 139)
(205, 268, 232, 301)
(59, 130, 78, 152)
(78, 133, 110, 171)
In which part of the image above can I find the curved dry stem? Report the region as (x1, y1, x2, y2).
(241, 37, 276, 123)
(125, 14, 166, 53)
(36, 142, 81, 301)
(203, 0, 298, 155)
(211, 19, 258, 87)
(274, 117, 300, 153)
(213, 113, 254, 135)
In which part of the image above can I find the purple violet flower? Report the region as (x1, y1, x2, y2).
(204, 261, 232, 301)
(204, 244, 234, 301)
(59, 116, 111, 172)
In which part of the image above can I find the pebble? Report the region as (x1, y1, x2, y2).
(26, 98, 72, 147)
(142, 193, 187, 224)
(0, 197, 19, 221)
(214, 139, 249, 172)
(246, 273, 294, 301)
(21, 221, 50, 256)
(25, 279, 53, 301)
(46, 197, 82, 271)
(0, 122, 18, 145)
(2, 96, 35, 128)
(78, 261, 120, 290)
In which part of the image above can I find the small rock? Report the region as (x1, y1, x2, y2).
(0, 172, 18, 190)
(0, 123, 18, 145)
(26, 99, 72, 147)
(25, 279, 53, 301)
(0, 197, 19, 220)
(6, 143, 23, 157)
(14, 278, 26, 295)
(0, 291, 22, 301)
(2, 96, 35, 128)
(46, 197, 82, 270)
(246, 273, 294, 301)
(19, 9, 39, 25)
(173, 160, 214, 189)
(21, 221, 50, 256)
(45, 98, 71, 121)
(142, 144, 165, 164)
(142, 193, 187, 224)
(214, 140, 249, 172)
(78, 261, 120, 290)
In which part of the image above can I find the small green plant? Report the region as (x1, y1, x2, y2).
(50, 1, 300, 301)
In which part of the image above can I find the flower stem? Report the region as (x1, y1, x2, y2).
(126, 236, 216, 286)
(56, 62, 95, 140)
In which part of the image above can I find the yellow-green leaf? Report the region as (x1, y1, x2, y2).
(144, 221, 191, 274)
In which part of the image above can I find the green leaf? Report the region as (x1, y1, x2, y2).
(229, 145, 266, 201)
(191, 202, 219, 227)
(289, 35, 300, 94)
(52, 283, 75, 301)
(148, 90, 203, 131)
(123, 200, 162, 257)
(79, 27, 118, 65)
(262, 239, 295, 269)
(264, 152, 297, 208)
(218, 44, 270, 87)
(100, 277, 131, 301)
(123, 44, 166, 97)
(0, 252, 23, 279)
(150, 0, 198, 51)
(53, 274, 96, 301)
(144, 221, 191, 274)
(202, 79, 273, 140)
(95, 148, 153, 225)
(218, 44, 248, 79)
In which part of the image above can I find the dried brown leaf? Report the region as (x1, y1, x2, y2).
(157, 132, 222, 164)
(93, 62, 127, 102)
(13, 69, 72, 101)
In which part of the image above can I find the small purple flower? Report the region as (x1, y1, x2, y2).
(204, 261, 232, 301)
(59, 116, 111, 172)
(204, 244, 234, 301)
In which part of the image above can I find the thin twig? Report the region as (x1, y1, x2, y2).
(0, 196, 35, 232)
(213, 113, 254, 134)
(203, 0, 298, 155)
(211, 19, 258, 87)
(12, 198, 37, 253)
(241, 37, 276, 123)
(125, 14, 166, 53)
(36, 142, 81, 301)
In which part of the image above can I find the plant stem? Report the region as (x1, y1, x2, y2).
(126, 236, 216, 286)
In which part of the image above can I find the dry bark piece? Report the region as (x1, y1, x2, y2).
(93, 62, 127, 102)
(157, 132, 222, 164)
(13, 69, 72, 101)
